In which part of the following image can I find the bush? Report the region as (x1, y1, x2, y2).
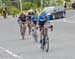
(22, 2, 37, 10)
(0, 7, 2, 13)
(31, 3, 37, 9)
(0, 7, 2, 16)
(67, 2, 72, 8)
(7, 6, 19, 15)
(55, 0, 63, 5)
(22, 2, 32, 10)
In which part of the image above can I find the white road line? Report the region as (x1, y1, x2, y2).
(63, 19, 75, 23)
(53, 16, 75, 24)
(65, 16, 75, 20)
(63, 16, 75, 23)
(0, 46, 22, 59)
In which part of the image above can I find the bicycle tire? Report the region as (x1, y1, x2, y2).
(45, 35, 49, 52)
(43, 31, 49, 52)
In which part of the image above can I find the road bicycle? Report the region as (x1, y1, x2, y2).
(39, 25, 53, 52)
(20, 22, 26, 40)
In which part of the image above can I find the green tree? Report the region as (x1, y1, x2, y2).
(7, 6, 19, 15)
(22, 2, 32, 10)
(22, 2, 37, 10)
(55, 0, 63, 5)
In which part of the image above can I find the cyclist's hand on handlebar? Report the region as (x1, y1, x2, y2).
(50, 25, 53, 32)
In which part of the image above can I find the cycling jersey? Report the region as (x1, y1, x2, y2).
(18, 14, 27, 22)
(31, 15, 37, 22)
(27, 15, 32, 20)
(37, 15, 49, 23)
(27, 12, 34, 20)
(37, 12, 50, 28)
(31, 15, 37, 25)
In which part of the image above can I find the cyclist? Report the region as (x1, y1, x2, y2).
(31, 9, 38, 27)
(1, 4, 7, 18)
(72, 1, 75, 9)
(27, 9, 34, 34)
(13, 11, 17, 18)
(30, 14, 38, 42)
(31, 15, 37, 26)
(37, 11, 50, 47)
(18, 11, 27, 39)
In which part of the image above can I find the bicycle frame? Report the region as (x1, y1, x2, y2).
(41, 27, 49, 52)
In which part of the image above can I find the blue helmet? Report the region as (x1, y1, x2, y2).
(40, 11, 47, 16)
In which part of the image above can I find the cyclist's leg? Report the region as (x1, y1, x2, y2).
(18, 20, 22, 33)
(32, 21, 38, 42)
(23, 21, 26, 34)
(4, 11, 6, 18)
(19, 20, 27, 38)
(28, 19, 31, 26)
(28, 20, 32, 34)
(32, 21, 36, 32)
(39, 21, 44, 47)
(21, 21, 26, 40)
(44, 22, 48, 32)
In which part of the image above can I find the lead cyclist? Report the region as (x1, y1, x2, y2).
(37, 11, 52, 47)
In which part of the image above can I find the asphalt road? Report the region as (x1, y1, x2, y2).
(0, 10, 75, 59)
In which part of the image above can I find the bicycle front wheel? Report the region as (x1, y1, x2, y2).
(44, 35, 49, 52)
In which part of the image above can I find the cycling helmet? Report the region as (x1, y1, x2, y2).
(40, 11, 47, 16)
(20, 11, 25, 16)
(28, 9, 34, 12)
(28, 9, 34, 15)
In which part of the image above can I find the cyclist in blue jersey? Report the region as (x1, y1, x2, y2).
(37, 11, 50, 47)
(27, 10, 34, 35)
(31, 15, 37, 26)
(31, 15, 38, 42)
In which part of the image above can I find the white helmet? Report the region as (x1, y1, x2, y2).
(28, 9, 34, 12)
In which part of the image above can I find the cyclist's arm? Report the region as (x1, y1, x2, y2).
(26, 15, 29, 20)
(37, 15, 41, 24)
(18, 16, 21, 19)
(31, 15, 34, 22)
(36, 15, 40, 27)
(46, 15, 49, 22)
(18, 16, 22, 20)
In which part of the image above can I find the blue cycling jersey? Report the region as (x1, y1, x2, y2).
(31, 15, 37, 22)
(37, 14, 49, 23)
